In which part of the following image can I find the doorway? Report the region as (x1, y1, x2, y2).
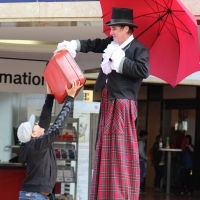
(162, 99, 196, 191)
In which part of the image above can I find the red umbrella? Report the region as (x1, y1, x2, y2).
(100, 0, 200, 87)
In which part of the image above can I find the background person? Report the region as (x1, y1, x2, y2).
(54, 7, 149, 200)
(151, 135, 165, 192)
(17, 81, 81, 200)
(138, 130, 149, 193)
(179, 134, 194, 195)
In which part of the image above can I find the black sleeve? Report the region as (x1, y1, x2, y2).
(80, 37, 113, 53)
(38, 94, 55, 131)
(32, 96, 74, 151)
(122, 44, 149, 79)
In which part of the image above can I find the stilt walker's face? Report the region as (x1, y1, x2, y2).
(110, 25, 129, 45)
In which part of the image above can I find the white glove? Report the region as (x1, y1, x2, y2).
(100, 42, 119, 75)
(100, 51, 112, 75)
(110, 48, 125, 72)
(57, 40, 77, 58)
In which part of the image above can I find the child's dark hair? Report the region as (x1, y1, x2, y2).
(156, 135, 161, 141)
(139, 130, 148, 137)
(185, 135, 192, 144)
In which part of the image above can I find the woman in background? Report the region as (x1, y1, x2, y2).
(152, 135, 165, 192)
(180, 135, 194, 195)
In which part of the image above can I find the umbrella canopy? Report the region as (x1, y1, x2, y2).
(100, 0, 200, 87)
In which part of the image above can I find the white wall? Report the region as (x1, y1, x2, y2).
(0, 93, 14, 161)
(0, 58, 46, 94)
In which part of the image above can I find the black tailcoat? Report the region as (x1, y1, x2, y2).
(79, 37, 149, 101)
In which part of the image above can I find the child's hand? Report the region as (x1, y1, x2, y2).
(66, 81, 82, 98)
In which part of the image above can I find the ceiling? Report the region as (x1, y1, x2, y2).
(0, 25, 106, 74)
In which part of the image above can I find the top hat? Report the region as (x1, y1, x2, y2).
(105, 7, 138, 28)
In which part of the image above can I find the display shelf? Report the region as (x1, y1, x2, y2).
(56, 126, 78, 142)
(56, 166, 76, 183)
(52, 117, 79, 200)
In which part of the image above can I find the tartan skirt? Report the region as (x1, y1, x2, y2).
(90, 85, 140, 200)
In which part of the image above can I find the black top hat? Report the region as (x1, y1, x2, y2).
(105, 7, 138, 28)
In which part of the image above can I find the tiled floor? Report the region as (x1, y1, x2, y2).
(139, 188, 200, 200)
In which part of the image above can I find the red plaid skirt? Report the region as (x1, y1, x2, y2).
(90, 85, 140, 200)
